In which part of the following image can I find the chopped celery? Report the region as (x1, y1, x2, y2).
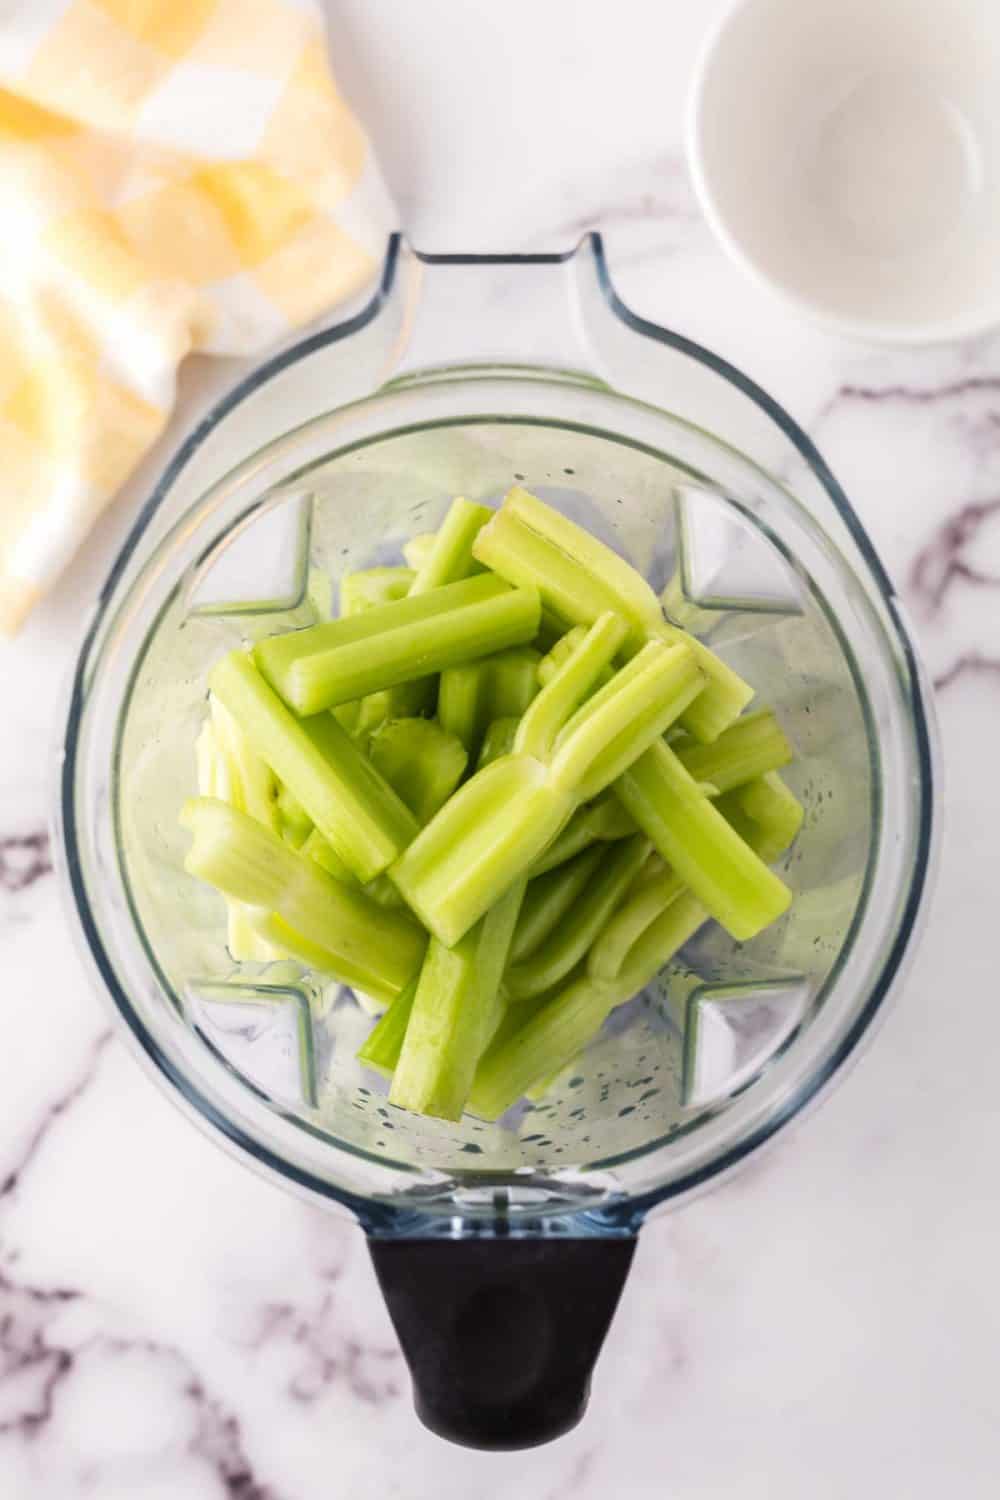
(506, 834, 651, 1000)
(716, 772, 804, 863)
(515, 613, 628, 761)
(475, 877, 527, 1050)
(476, 716, 520, 770)
(302, 827, 405, 908)
(510, 847, 604, 965)
(587, 856, 684, 981)
(408, 498, 491, 595)
(358, 978, 418, 1074)
(276, 783, 312, 848)
(389, 932, 487, 1119)
(366, 717, 468, 824)
(403, 532, 437, 570)
(674, 709, 793, 794)
(529, 792, 635, 876)
(210, 650, 417, 882)
(474, 486, 753, 742)
(339, 566, 415, 617)
(438, 646, 541, 755)
(616, 738, 791, 940)
(255, 574, 540, 715)
(391, 626, 701, 946)
(537, 625, 591, 687)
(534, 608, 565, 654)
(181, 798, 427, 1005)
(209, 695, 280, 831)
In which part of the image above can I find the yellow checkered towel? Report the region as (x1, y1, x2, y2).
(0, 0, 394, 634)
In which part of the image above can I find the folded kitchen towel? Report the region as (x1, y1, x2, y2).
(0, 0, 395, 634)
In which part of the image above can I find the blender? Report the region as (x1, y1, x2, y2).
(56, 236, 937, 1449)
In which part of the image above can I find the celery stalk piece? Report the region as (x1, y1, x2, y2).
(438, 647, 541, 756)
(534, 608, 565, 654)
(614, 892, 709, 992)
(358, 978, 418, 1074)
(548, 640, 704, 800)
(474, 486, 753, 742)
(181, 798, 427, 1005)
(408, 498, 492, 594)
(339, 566, 415, 617)
(390, 755, 572, 947)
(506, 834, 651, 1000)
(514, 613, 628, 761)
(674, 708, 793, 794)
(276, 783, 312, 848)
(389, 931, 488, 1119)
(392, 634, 700, 947)
(476, 877, 527, 1050)
(301, 826, 354, 883)
(476, 716, 520, 771)
(209, 695, 280, 832)
(537, 625, 590, 687)
(716, 771, 804, 863)
(255, 574, 540, 714)
(587, 856, 685, 981)
(616, 738, 792, 940)
(528, 792, 635, 876)
(209, 650, 417, 882)
(366, 717, 468, 824)
(510, 847, 604, 965)
(403, 532, 437, 570)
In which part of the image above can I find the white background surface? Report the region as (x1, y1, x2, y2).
(2, 2, 999, 1495)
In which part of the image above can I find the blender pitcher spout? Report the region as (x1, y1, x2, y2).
(366, 1214, 637, 1450)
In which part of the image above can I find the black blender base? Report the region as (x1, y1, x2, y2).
(368, 1235, 637, 1451)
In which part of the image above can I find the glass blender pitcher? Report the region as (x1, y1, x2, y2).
(57, 237, 937, 1450)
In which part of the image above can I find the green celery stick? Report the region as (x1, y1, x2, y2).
(476, 716, 520, 770)
(529, 792, 636, 876)
(391, 631, 701, 947)
(587, 856, 684, 981)
(339, 566, 415, 616)
(475, 877, 527, 1051)
(276, 783, 312, 848)
(438, 646, 541, 755)
(514, 612, 628, 760)
(209, 696, 280, 832)
(391, 754, 572, 947)
(534, 608, 565, 654)
(716, 771, 804, 863)
(474, 486, 753, 742)
(548, 641, 705, 800)
(255, 574, 540, 715)
(403, 532, 437, 570)
(408, 498, 492, 594)
(181, 798, 427, 1005)
(210, 650, 417, 882)
(505, 834, 651, 1000)
(366, 717, 468, 824)
(674, 709, 793, 794)
(358, 978, 418, 1074)
(510, 846, 604, 965)
(301, 826, 354, 882)
(614, 891, 709, 992)
(616, 738, 791, 940)
(537, 625, 590, 687)
(389, 930, 489, 1120)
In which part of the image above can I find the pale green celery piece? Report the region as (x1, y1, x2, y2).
(256, 574, 540, 714)
(181, 798, 427, 1004)
(339, 566, 415, 617)
(210, 694, 280, 831)
(476, 716, 520, 771)
(476, 877, 527, 1051)
(614, 891, 709, 992)
(403, 532, 437, 570)
(534, 608, 566, 654)
(389, 930, 488, 1119)
(358, 978, 418, 1075)
(276, 783, 312, 848)
(674, 708, 793, 794)
(301, 826, 354, 883)
(390, 755, 571, 947)
(587, 856, 684, 981)
(510, 847, 604, 965)
(716, 771, 804, 863)
(307, 566, 334, 620)
(210, 650, 417, 882)
(438, 647, 540, 755)
(514, 613, 628, 761)
(549, 641, 704, 800)
(474, 486, 753, 743)
(353, 679, 434, 736)
(332, 700, 361, 735)
(537, 625, 589, 687)
(505, 835, 651, 1000)
(247, 911, 383, 1011)
(528, 792, 636, 876)
(408, 497, 492, 595)
(616, 738, 792, 940)
(366, 717, 468, 824)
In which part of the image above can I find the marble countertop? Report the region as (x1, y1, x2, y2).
(2, 1, 999, 1494)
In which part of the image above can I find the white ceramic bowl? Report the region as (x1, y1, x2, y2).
(686, 0, 1000, 342)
